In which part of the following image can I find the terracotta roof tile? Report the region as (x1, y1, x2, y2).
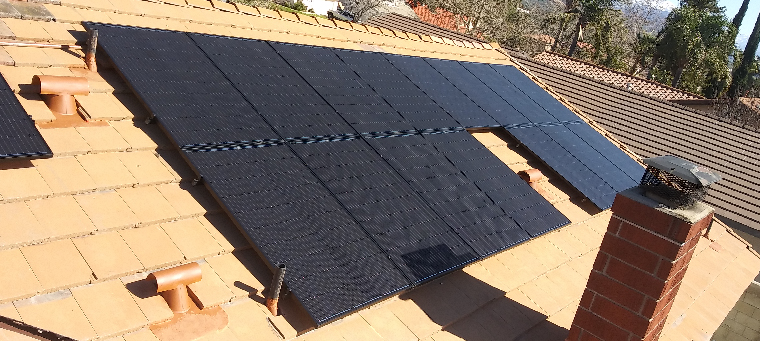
(76, 153, 137, 189)
(161, 219, 224, 260)
(117, 151, 176, 185)
(31, 157, 97, 194)
(14, 290, 97, 340)
(72, 280, 148, 338)
(0, 201, 48, 249)
(532, 52, 703, 101)
(0, 248, 42, 302)
(119, 274, 174, 325)
(72, 232, 143, 280)
(22, 239, 93, 292)
(185, 262, 234, 309)
(27, 195, 96, 240)
(118, 225, 184, 270)
(116, 186, 179, 225)
(75, 126, 131, 153)
(0, 161, 52, 201)
(74, 190, 140, 231)
(205, 251, 267, 299)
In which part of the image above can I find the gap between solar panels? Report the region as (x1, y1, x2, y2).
(85, 22, 644, 325)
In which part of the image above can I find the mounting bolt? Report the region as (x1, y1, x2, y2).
(192, 177, 203, 186)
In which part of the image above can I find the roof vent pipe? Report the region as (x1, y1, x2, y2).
(85, 29, 98, 72)
(640, 155, 721, 209)
(147, 263, 202, 314)
(518, 169, 544, 190)
(266, 264, 286, 316)
(32, 75, 89, 116)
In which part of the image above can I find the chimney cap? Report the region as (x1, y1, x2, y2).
(642, 155, 721, 187)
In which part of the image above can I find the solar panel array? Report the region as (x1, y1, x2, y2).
(90, 23, 641, 324)
(0, 74, 51, 159)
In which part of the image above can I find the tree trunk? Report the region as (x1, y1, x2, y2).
(568, 18, 583, 57)
(672, 65, 685, 88)
(729, 11, 760, 99)
(552, 15, 568, 52)
(732, 0, 750, 30)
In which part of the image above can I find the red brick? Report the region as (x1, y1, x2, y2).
(601, 234, 662, 274)
(604, 257, 666, 298)
(611, 195, 673, 236)
(589, 295, 650, 337)
(607, 217, 623, 234)
(656, 247, 694, 280)
(574, 308, 632, 341)
(579, 330, 603, 341)
(617, 222, 681, 260)
(668, 212, 713, 243)
(592, 253, 609, 272)
(567, 326, 582, 341)
(586, 271, 646, 313)
(580, 289, 595, 309)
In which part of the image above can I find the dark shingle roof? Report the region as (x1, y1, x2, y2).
(513, 55, 760, 230)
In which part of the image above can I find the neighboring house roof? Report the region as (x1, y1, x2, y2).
(513, 55, 760, 231)
(532, 51, 704, 101)
(0, 1, 755, 341)
(364, 12, 488, 46)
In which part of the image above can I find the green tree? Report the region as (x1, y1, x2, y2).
(566, 0, 616, 57)
(649, 3, 735, 95)
(729, 11, 760, 98)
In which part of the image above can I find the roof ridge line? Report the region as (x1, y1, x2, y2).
(518, 54, 760, 137)
(537, 51, 705, 100)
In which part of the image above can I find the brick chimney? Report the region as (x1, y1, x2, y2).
(566, 187, 714, 341)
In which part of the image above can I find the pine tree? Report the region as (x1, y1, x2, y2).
(729, 11, 760, 99)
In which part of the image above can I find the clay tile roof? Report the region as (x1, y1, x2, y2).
(532, 51, 704, 101)
(0, 1, 756, 340)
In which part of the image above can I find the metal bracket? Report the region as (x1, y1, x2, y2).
(191, 176, 203, 186)
(145, 116, 156, 125)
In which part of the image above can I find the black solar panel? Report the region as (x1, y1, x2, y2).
(365, 135, 532, 256)
(290, 139, 477, 283)
(94, 26, 279, 147)
(0, 74, 51, 159)
(185, 146, 409, 322)
(423, 59, 641, 209)
(88, 23, 611, 325)
(384, 54, 499, 128)
(423, 131, 570, 236)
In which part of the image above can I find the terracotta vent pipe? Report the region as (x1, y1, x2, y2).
(518, 169, 544, 189)
(32, 75, 89, 116)
(266, 264, 286, 316)
(148, 263, 202, 314)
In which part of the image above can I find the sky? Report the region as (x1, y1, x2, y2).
(663, 0, 760, 50)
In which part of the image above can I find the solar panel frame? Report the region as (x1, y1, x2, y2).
(0, 72, 52, 159)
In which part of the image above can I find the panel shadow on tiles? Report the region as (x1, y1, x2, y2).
(0, 73, 51, 159)
(184, 146, 410, 323)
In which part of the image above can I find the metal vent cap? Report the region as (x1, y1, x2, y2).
(640, 155, 721, 209)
